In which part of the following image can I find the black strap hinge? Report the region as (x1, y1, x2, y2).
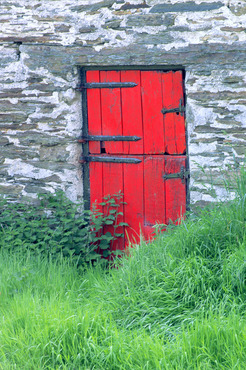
(78, 135, 141, 143)
(76, 82, 137, 90)
(79, 156, 141, 164)
(163, 166, 189, 183)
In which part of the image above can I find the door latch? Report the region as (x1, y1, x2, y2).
(161, 99, 185, 116)
(163, 166, 189, 183)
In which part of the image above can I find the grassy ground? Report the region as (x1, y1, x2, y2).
(0, 168, 246, 369)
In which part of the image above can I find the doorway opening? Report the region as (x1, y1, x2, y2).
(80, 68, 188, 248)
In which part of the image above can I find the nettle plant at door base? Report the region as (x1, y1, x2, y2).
(80, 69, 188, 249)
(90, 191, 128, 259)
(0, 192, 126, 266)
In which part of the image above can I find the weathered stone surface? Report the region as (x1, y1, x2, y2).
(220, 27, 246, 32)
(39, 146, 69, 162)
(190, 91, 246, 101)
(42, 174, 62, 183)
(0, 147, 39, 160)
(30, 161, 77, 171)
(0, 101, 36, 114)
(0, 112, 28, 122)
(102, 19, 122, 29)
(20, 42, 246, 73)
(78, 26, 96, 33)
(0, 136, 9, 146)
(223, 76, 242, 84)
(1, 123, 38, 131)
(24, 185, 50, 194)
(133, 32, 175, 45)
(18, 132, 62, 147)
(126, 14, 175, 27)
(194, 126, 246, 134)
(54, 24, 71, 33)
(150, 2, 224, 13)
(228, 2, 246, 16)
(120, 1, 149, 10)
(0, 184, 23, 194)
(71, 0, 114, 12)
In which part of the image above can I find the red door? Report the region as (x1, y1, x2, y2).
(82, 70, 187, 249)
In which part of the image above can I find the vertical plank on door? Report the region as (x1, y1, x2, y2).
(89, 162, 103, 255)
(162, 71, 186, 154)
(103, 162, 124, 251)
(172, 71, 186, 154)
(141, 71, 165, 154)
(165, 156, 186, 224)
(100, 71, 123, 154)
(143, 156, 166, 240)
(121, 70, 143, 155)
(86, 71, 101, 154)
(90, 161, 103, 213)
(123, 157, 144, 246)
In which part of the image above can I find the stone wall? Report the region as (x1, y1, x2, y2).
(0, 0, 246, 205)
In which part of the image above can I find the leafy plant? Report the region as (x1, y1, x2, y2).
(0, 191, 126, 267)
(91, 191, 127, 260)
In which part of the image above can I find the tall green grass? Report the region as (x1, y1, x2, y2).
(0, 165, 246, 368)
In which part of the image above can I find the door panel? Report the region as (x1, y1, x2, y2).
(86, 70, 186, 155)
(85, 69, 187, 249)
(88, 155, 186, 245)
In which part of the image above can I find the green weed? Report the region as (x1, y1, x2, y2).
(0, 191, 125, 267)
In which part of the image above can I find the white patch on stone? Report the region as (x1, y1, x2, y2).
(6, 136, 20, 145)
(5, 159, 53, 179)
(8, 98, 18, 104)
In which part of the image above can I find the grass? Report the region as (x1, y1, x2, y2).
(0, 165, 246, 368)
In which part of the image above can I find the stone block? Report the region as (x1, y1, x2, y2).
(78, 26, 96, 33)
(126, 14, 175, 27)
(150, 2, 224, 13)
(102, 20, 122, 29)
(0, 184, 23, 195)
(0, 136, 9, 146)
(71, 0, 114, 12)
(54, 24, 71, 33)
(0, 112, 28, 123)
(0, 147, 39, 160)
(39, 146, 69, 162)
(24, 185, 50, 194)
(119, 1, 149, 10)
(0, 101, 36, 114)
(18, 132, 62, 147)
(229, 3, 246, 16)
(132, 31, 175, 45)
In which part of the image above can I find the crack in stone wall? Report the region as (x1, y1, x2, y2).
(0, 0, 245, 205)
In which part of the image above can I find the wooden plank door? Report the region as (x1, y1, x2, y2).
(84, 70, 187, 249)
